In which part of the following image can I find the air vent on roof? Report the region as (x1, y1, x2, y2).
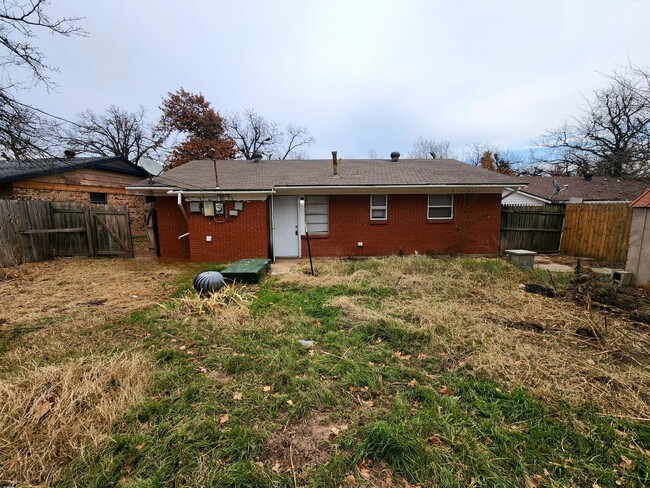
(64, 149, 76, 159)
(390, 151, 400, 162)
(252, 152, 263, 163)
(583, 173, 593, 181)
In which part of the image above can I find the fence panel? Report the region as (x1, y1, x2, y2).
(0, 199, 133, 266)
(0, 199, 54, 266)
(561, 203, 633, 262)
(500, 204, 565, 253)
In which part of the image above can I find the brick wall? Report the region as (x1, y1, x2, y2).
(1, 185, 147, 234)
(155, 198, 270, 262)
(155, 196, 190, 261)
(187, 200, 270, 262)
(301, 193, 501, 256)
(155, 193, 501, 262)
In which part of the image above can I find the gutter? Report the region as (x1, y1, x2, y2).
(272, 183, 526, 190)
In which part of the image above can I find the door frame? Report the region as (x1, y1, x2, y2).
(271, 195, 301, 260)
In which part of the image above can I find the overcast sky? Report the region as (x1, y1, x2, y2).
(22, 0, 650, 160)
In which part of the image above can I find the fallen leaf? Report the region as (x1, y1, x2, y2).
(360, 386, 369, 392)
(331, 427, 341, 435)
(359, 467, 371, 479)
(428, 436, 444, 446)
(375, 337, 382, 344)
(286, 399, 294, 406)
(308, 349, 315, 356)
(381, 476, 393, 487)
(344, 474, 356, 485)
(619, 455, 634, 471)
(408, 378, 418, 387)
(254, 461, 264, 468)
(179, 345, 187, 350)
(272, 462, 281, 473)
(365, 400, 374, 407)
(197, 366, 208, 374)
(524, 476, 538, 488)
(219, 413, 229, 424)
(233, 392, 243, 401)
(135, 443, 145, 450)
(263, 385, 272, 392)
(34, 400, 51, 421)
(439, 385, 453, 395)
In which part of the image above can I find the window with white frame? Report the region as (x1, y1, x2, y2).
(370, 194, 388, 220)
(427, 194, 453, 219)
(304, 195, 329, 233)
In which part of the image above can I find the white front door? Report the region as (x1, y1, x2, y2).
(273, 196, 300, 257)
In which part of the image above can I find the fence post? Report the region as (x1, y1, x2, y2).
(84, 210, 95, 257)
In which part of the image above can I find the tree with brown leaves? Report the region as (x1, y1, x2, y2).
(156, 89, 236, 168)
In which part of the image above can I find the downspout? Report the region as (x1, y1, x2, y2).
(176, 191, 189, 240)
(176, 191, 188, 222)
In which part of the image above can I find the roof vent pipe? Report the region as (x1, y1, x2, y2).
(64, 149, 76, 159)
(583, 173, 593, 181)
(252, 151, 263, 163)
(332, 151, 338, 175)
(390, 151, 400, 162)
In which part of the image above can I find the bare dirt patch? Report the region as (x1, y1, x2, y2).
(0, 256, 180, 372)
(267, 413, 348, 472)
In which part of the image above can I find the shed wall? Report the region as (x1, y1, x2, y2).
(626, 208, 650, 286)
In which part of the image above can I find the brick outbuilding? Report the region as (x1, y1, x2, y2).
(128, 154, 525, 262)
(0, 155, 149, 234)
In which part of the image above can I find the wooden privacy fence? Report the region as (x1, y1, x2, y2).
(561, 203, 633, 262)
(0, 200, 133, 267)
(500, 204, 566, 253)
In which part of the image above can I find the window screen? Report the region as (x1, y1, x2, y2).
(370, 195, 387, 220)
(428, 194, 453, 219)
(305, 195, 328, 233)
(89, 192, 107, 204)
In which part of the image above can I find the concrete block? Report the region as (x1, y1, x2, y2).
(505, 249, 537, 268)
(611, 269, 633, 286)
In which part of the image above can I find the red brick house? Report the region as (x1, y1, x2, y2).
(0, 156, 149, 233)
(127, 154, 524, 262)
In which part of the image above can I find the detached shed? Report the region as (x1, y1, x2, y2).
(626, 189, 650, 286)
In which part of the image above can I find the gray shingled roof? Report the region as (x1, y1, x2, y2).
(0, 156, 148, 184)
(515, 176, 648, 202)
(134, 158, 524, 191)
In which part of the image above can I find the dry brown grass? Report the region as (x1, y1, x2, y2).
(0, 352, 151, 487)
(280, 257, 650, 418)
(0, 256, 180, 373)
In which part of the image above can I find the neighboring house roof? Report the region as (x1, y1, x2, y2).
(131, 158, 524, 192)
(513, 176, 648, 203)
(0, 155, 148, 184)
(631, 189, 650, 208)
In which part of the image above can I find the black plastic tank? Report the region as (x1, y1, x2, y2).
(193, 271, 225, 296)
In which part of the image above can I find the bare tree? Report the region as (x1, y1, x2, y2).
(0, 1, 84, 160)
(60, 105, 161, 163)
(408, 136, 454, 159)
(227, 109, 314, 160)
(537, 63, 650, 177)
(367, 148, 379, 158)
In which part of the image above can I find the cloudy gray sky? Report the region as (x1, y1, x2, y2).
(23, 0, 650, 159)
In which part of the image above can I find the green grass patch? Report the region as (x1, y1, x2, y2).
(56, 257, 649, 487)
